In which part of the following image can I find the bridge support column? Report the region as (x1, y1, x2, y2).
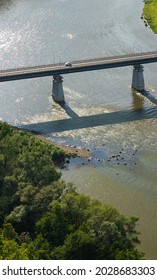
(52, 75, 65, 102)
(132, 64, 145, 91)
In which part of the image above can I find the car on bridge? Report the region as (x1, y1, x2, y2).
(64, 62, 72, 67)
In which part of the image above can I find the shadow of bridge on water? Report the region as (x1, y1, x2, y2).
(21, 104, 157, 135)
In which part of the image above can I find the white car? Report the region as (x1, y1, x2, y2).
(65, 62, 72, 67)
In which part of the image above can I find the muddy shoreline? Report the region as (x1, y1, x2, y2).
(23, 128, 91, 158)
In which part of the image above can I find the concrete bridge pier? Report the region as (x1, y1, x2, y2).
(52, 75, 65, 102)
(132, 64, 145, 91)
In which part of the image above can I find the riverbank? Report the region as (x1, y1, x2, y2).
(24, 128, 91, 158)
(1, 120, 156, 259)
(0, 121, 144, 260)
(143, 0, 157, 33)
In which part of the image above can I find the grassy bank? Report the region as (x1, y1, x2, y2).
(143, 0, 157, 33)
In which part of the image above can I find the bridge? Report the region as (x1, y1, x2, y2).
(0, 51, 157, 102)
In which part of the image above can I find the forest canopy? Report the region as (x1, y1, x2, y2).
(0, 121, 144, 259)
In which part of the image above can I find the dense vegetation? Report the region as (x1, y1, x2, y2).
(0, 121, 144, 259)
(143, 0, 157, 33)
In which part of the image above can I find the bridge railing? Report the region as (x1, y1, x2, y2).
(0, 51, 157, 75)
(71, 51, 157, 64)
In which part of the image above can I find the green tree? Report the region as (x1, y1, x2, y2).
(0, 227, 29, 260)
(36, 192, 144, 260)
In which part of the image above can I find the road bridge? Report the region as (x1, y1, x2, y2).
(0, 51, 157, 102)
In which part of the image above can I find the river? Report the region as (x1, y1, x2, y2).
(0, 0, 157, 259)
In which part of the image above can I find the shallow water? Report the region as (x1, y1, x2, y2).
(62, 153, 157, 259)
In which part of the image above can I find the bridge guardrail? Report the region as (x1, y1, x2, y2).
(0, 51, 157, 78)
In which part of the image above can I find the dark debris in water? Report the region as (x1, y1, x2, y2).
(59, 145, 140, 172)
(106, 147, 139, 167)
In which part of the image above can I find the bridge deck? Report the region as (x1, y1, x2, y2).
(0, 51, 157, 82)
